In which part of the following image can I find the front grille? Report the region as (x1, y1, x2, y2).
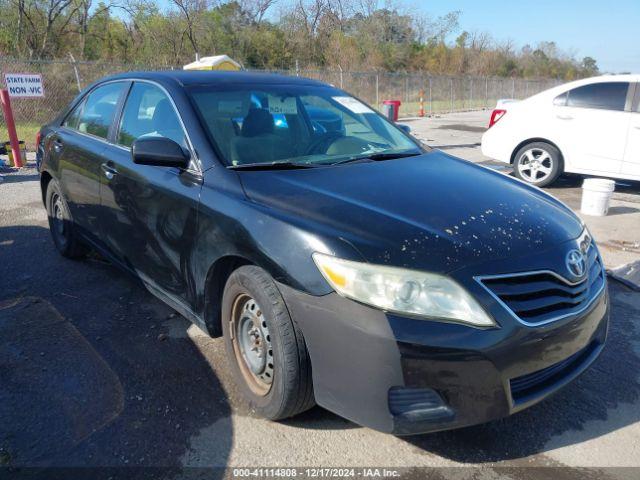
(510, 341, 599, 402)
(478, 244, 605, 326)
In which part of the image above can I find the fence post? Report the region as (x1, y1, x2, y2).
(485, 77, 488, 108)
(470, 78, 473, 109)
(405, 76, 409, 107)
(428, 77, 432, 115)
(511, 77, 515, 98)
(450, 78, 453, 113)
(375, 74, 379, 108)
(68, 52, 82, 93)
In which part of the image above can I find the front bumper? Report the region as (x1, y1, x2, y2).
(278, 281, 609, 435)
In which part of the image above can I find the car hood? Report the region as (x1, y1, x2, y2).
(238, 151, 583, 273)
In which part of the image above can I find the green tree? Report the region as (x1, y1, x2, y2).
(0, 0, 601, 79)
(581, 56, 599, 76)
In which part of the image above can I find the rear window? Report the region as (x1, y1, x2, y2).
(565, 82, 629, 111)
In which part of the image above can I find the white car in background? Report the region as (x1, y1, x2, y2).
(481, 74, 640, 187)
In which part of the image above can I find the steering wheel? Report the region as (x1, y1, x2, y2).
(304, 131, 345, 155)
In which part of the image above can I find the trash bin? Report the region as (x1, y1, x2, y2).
(382, 100, 402, 122)
(4, 141, 26, 167)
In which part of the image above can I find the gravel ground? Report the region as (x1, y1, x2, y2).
(1, 130, 639, 479)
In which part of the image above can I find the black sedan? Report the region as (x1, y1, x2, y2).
(37, 71, 608, 435)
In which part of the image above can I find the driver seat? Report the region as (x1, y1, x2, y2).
(231, 108, 292, 165)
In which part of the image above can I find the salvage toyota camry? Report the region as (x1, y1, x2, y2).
(37, 71, 608, 435)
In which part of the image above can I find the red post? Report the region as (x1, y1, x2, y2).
(0, 89, 23, 168)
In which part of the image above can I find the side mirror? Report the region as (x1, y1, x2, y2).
(132, 137, 190, 168)
(397, 124, 411, 134)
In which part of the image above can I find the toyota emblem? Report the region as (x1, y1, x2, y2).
(566, 249, 587, 278)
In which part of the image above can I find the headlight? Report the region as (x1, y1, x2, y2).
(313, 253, 495, 328)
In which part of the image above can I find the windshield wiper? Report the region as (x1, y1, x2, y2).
(328, 151, 422, 166)
(227, 161, 317, 171)
(364, 151, 422, 161)
(228, 151, 423, 170)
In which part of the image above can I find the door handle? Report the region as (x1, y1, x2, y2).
(52, 138, 64, 152)
(101, 163, 118, 180)
(556, 114, 573, 120)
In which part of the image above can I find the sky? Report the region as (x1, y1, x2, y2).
(413, 0, 640, 73)
(154, 0, 640, 73)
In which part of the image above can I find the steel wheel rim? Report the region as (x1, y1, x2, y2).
(51, 193, 66, 237)
(518, 148, 553, 183)
(231, 294, 274, 396)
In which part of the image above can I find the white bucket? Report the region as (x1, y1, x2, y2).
(581, 178, 615, 216)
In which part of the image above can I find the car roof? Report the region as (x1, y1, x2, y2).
(588, 73, 640, 82)
(561, 73, 640, 87)
(99, 70, 330, 88)
(525, 73, 640, 102)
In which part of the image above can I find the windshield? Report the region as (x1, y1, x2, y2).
(187, 84, 422, 167)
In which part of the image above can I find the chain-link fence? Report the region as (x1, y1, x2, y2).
(274, 70, 559, 116)
(0, 58, 179, 151)
(0, 57, 561, 150)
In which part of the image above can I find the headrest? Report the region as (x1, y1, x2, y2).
(241, 108, 274, 137)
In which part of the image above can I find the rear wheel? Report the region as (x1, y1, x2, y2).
(513, 142, 562, 187)
(45, 180, 88, 258)
(222, 265, 315, 420)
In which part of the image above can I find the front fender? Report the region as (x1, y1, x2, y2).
(191, 177, 363, 316)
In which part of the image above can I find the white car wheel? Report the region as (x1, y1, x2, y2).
(514, 142, 562, 187)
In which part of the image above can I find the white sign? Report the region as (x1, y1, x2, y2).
(268, 95, 298, 115)
(4, 73, 45, 98)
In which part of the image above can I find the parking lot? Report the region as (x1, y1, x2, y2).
(1, 113, 640, 478)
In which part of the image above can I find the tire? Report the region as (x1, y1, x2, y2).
(513, 141, 563, 187)
(222, 265, 315, 420)
(45, 179, 89, 258)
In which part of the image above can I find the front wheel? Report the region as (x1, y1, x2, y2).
(222, 265, 315, 420)
(513, 142, 563, 187)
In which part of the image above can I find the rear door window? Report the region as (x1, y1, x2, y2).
(75, 82, 126, 139)
(566, 82, 629, 111)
